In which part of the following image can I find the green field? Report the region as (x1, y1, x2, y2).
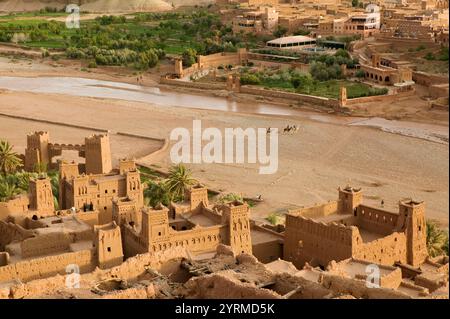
(298, 80, 387, 99)
(260, 79, 385, 99)
(0, 9, 266, 68)
(240, 67, 388, 99)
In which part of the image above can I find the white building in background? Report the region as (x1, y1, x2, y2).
(266, 35, 317, 50)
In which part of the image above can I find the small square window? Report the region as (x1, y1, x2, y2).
(107, 247, 111, 252)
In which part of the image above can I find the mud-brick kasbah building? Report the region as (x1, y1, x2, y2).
(0, 131, 447, 297)
(284, 187, 428, 269)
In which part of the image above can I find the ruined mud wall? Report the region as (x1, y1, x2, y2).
(429, 84, 449, 99)
(183, 273, 281, 299)
(0, 249, 95, 283)
(272, 273, 332, 299)
(252, 239, 283, 264)
(0, 196, 29, 221)
(373, 35, 439, 49)
(353, 232, 407, 266)
(284, 215, 356, 268)
(123, 226, 147, 258)
(412, 71, 449, 86)
(356, 205, 399, 236)
(321, 273, 411, 299)
(0, 221, 34, 251)
(20, 232, 72, 258)
(2, 247, 190, 299)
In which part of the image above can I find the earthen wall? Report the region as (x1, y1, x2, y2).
(0, 249, 95, 283)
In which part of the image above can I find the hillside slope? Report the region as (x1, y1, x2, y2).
(0, 0, 214, 12)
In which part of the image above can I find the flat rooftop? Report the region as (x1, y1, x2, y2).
(35, 216, 92, 235)
(187, 214, 217, 227)
(251, 228, 282, 245)
(267, 35, 316, 45)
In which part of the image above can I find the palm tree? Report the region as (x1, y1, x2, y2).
(165, 164, 197, 202)
(0, 178, 21, 202)
(0, 140, 22, 176)
(144, 180, 170, 208)
(426, 220, 449, 257)
(9, 171, 38, 192)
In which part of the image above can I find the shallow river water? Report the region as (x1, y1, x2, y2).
(0, 76, 447, 144)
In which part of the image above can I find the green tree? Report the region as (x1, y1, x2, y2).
(291, 73, 313, 93)
(424, 52, 435, 60)
(352, 0, 359, 7)
(165, 164, 197, 202)
(182, 48, 197, 67)
(294, 29, 310, 36)
(355, 69, 366, 78)
(335, 48, 350, 59)
(240, 73, 261, 85)
(0, 140, 22, 176)
(426, 220, 449, 257)
(144, 180, 171, 207)
(273, 26, 288, 38)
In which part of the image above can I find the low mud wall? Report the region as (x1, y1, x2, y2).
(345, 89, 415, 106)
(160, 77, 226, 90)
(240, 86, 339, 108)
(413, 72, 449, 86)
(0, 249, 95, 283)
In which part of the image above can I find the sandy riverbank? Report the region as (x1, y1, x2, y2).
(1, 54, 448, 126)
(0, 88, 448, 227)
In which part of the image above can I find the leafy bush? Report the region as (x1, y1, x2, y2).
(355, 69, 365, 78)
(182, 48, 197, 67)
(41, 48, 49, 58)
(266, 213, 279, 225)
(416, 45, 426, 51)
(217, 193, 243, 204)
(273, 26, 288, 38)
(0, 30, 13, 42)
(240, 73, 261, 85)
(424, 52, 435, 60)
(310, 61, 342, 81)
(66, 47, 86, 59)
(291, 73, 313, 91)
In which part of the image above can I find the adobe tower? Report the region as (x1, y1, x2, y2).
(84, 134, 112, 175)
(222, 201, 253, 255)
